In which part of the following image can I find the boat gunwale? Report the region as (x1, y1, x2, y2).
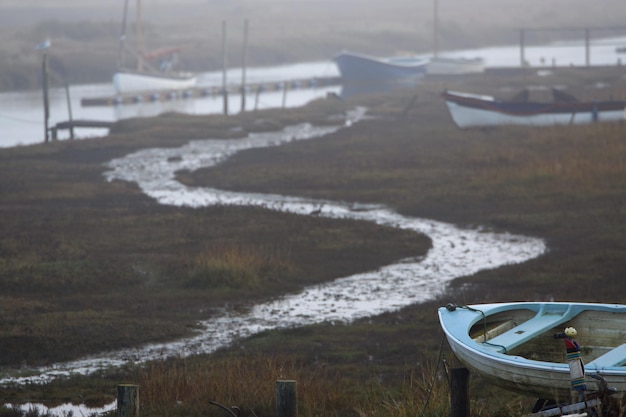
(439, 302, 626, 374)
(333, 51, 430, 69)
(441, 90, 626, 116)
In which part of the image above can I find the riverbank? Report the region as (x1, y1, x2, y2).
(1, 67, 626, 416)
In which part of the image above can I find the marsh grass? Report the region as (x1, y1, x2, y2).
(1, 67, 626, 416)
(129, 354, 454, 417)
(186, 244, 295, 290)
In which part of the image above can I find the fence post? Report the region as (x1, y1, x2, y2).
(42, 51, 50, 143)
(450, 368, 469, 417)
(276, 380, 297, 417)
(117, 384, 139, 417)
(281, 82, 289, 108)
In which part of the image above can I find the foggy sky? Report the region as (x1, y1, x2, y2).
(2, 0, 625, 31)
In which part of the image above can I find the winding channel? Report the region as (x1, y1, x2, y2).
(2, 108, 545, 388)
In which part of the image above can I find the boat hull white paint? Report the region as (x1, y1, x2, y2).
(442, 90, 626, 128)
(444, 101, 626, 128)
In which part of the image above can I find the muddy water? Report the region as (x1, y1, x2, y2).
(1, 109, 545, 396)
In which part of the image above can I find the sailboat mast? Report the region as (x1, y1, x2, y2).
(137, 0, 143, 71)
(433, 0, 439, 58)
(117, 0, 130, 69)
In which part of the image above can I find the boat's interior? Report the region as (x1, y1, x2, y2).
(469, 308, 626, 365)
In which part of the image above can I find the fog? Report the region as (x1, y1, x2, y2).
(2, 0, 625, 38)
(0, 0, 625, 88)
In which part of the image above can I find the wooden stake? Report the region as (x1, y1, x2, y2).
(42, 52, 50, 143)
(117, 384, 139, 417)
(221, 20, 229, 115)
(450, 368, 469, 417)
(240, 19, 249, 113)
(64, 84, 74, 139)
(276, 380, 297, 417)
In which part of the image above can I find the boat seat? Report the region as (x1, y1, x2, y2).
(587, 343, 626, 368)
(482, 305, 578, 353)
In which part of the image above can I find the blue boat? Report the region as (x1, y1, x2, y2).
(438, 302, 626, 401)
(333, 51, 429, 85)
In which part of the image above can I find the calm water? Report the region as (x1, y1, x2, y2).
(1, 37, 624, 148)
(0, 61, 340, 148)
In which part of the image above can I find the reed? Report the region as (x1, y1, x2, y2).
(133, 354, 454, 417)
(185, 244, 295, 289)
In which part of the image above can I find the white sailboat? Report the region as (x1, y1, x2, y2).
(113, 0, 197, 94)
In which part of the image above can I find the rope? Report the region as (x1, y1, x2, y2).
(456, 304, 509, 353)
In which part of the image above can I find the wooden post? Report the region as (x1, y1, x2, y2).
(282, 82, 289, 108)
(584, 28, 590, 67)
(221, 20, 229, 115)
(240, 18, 249, 113)
(42, 52, 50, 143)
(64, 84, 74, 139)
(449, 368, 469, 417)
(254, 85, 262, 111)
(519, 29, 526, 68)
(276, 380, 297, 417)
(117, 384, 139, 417)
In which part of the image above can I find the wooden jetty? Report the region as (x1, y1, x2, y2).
(81, 76, 342, 107)
(49, 119, 115, 140)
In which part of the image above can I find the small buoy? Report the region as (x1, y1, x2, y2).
(565, 327, 577, 337)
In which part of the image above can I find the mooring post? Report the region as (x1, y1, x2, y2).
(117, 384, 139, 417)
(221, 20, 229, 115)
(240, 18, 249, 113)
(519, 29, 526, 68)
(276, 380, 297, 417)
(42, 51, 50, 143)
(450, 368, 470, 417)
(254, 85, 262, 111)
(64, 83, 74, 139)
(281, 82, 289, 108)
(584, 28, 590, 67)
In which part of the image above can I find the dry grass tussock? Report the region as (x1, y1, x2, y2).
(135, 354, 453, 417)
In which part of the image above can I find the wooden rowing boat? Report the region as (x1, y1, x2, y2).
(438, 302, 626, 401)
(441, 90, 626, 128)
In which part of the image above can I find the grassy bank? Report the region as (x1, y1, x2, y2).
(1, 67, 626, 416)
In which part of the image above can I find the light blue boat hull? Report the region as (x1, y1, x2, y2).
(438, 302, 626, 400)
(334, 51, 429, 85)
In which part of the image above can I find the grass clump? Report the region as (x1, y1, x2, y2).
(185, 244, 295, 290)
